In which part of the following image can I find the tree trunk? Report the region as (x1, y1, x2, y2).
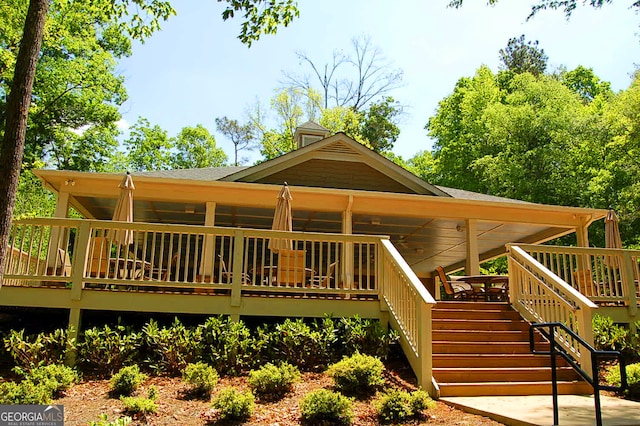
(0, 0, 50, 276)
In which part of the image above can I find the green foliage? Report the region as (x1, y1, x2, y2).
(327, 352, 385, 395)
(4, 328, 73, 369)
(171, 125, 227, 169)
(592, 315, 633, 352)
(215, 116, 254, 166)
(23, 363, 79, 398)
(121, 117, 173, 171)
(0, 380, 52, 404)
(299, 389, 354, 425)
(219, 0, 299, 47)
(359, 96, 402, 153)
(120, 395, 158, 415)
(374, 388, 435, 423)
(78, 324, 141, 376)
(110, 365, 147, 397)
(182, 362, 218, 397)
(499, 35, 548, 76)
(198, 316, 255, 375)
(142, 318, 201, 375)
(88, 414, 132, 426)
(606, 362, 640, 398)
(211, 388, 255, 421)
(339, 316, 398, 359)
(248, 362, 300, 399)
(272, 318, 338, 370)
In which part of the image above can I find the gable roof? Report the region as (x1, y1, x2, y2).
(221, 133, 450, 196)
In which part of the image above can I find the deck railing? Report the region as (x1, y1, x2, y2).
(516, 243, 640, 315)
(507, 244, 598, 373)
(380, 239, 436, 393)
(2, 217, 435, 392)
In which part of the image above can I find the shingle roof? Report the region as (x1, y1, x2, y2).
(435, 185, 531, 204)
(132, 166, 249, 181)
(297, 121, 330, 132)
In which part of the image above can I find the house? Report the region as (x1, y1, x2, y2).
(3, 122, 638, 397)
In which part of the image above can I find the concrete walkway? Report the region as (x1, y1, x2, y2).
(441, 395, 640, 426)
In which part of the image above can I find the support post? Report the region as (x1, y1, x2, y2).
(465, 219, 480, 275)
(342, 196, 354, 292)
(622, 252, 638, 316)
(46, 191, 70, 272)
(230, 229, 245, 307)
(65, 307, 82, 366)
(577, 305, 594, 378)
(70, 221, 90, 301)
(199, 202, 216, 279)
(416, 297, 434, 395)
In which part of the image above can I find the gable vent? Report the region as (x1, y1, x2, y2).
(317, 141, 361, 158)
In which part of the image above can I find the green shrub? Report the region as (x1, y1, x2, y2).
(88, 414, 133, 426)
(0, 380, 51, 404)
(120, 396, 157, 415)
(182, 362, 218, 397)
(24, 364, 79, 397)
(248, 362, 300, 399)
(79, 324, 141, 376)
(271, 318, 337, 370)
(327, 352, 385, 395)
(3, 328, 73, 369)
(593, 315, 632, 352)
(374, 388, 435, 423)
(110, 365, 147, 396)
(606, 362, 640, 398)
(299, 389, 353, 425)
(211, 388, 255, 421)
(142, 318, 201, 376)
(339, 316, 399, 358)
(198, 316, 256, 375)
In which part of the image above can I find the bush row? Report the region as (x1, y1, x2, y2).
(2, 315, 398, 377)
(592, 314, 640, 360)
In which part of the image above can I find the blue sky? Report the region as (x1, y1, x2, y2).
(117, 1, 639, 163)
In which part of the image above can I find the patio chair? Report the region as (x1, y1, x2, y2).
(435, 266, 477, 300)
(276, 249, 307, 286)
(572, 269, 594, 297)
(161, 252, 180, 281)
(88, 237, 118, 278)
(218, 254, 252, 284)
(308, 262, 337, 288)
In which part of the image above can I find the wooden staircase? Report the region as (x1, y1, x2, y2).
(432, 301, 593, 397)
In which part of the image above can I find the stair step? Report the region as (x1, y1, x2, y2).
(437, 381, 593, 397)
(436, 301, 511, 311)
(432, 354, 568, 368)
(433, 341, 547, 354)
(433, 309, 522, 320)
(433, 367, 581, 383)
(433, 318, 530, 331)
(432, 329, 542, 342)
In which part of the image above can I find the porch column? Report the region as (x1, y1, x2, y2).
(199, 202, 216, 279)
(342, 196, 354, 291)
(47, 191, 71, 272)
(575, 220, 590, 247)
(465, 219, 480, 275)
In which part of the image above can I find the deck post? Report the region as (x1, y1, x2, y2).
(416, 297, 434, 395)
(577, 305, 594, 377)
(230, 229, 245, 307)
(46, 192, 70, 272)
(465, 219, 480, 275)
(622, 252, 638, 316)
(199, 202, 216, 279)
(70, 221, 91, 301)
(65, 307, 82, 366)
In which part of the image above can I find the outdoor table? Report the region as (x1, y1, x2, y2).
(109, 257, 151, 279)
(452, 275, 509, 301)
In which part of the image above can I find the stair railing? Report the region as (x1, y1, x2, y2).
(529, 322, 627, 426)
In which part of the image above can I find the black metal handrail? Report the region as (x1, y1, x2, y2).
(529, 322, 627, 426)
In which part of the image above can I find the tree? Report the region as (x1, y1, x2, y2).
(499, 35, 548, 76)
(447, 0, 640, 19)
(122, 117, 172, 172)
(359, 96, 401, 153)
(0, 0, 301, 275)
(215, 117, 254, 166)
(560, 65, 613, 103)
(172, 124, 227, 169)
(282, 35, 403, 111)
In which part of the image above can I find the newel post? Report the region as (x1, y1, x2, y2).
(230, 229, 245, 307)
(577, 305, 594, 376)
(622, 251, 638, 316)
(416, 297, 434, 395)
